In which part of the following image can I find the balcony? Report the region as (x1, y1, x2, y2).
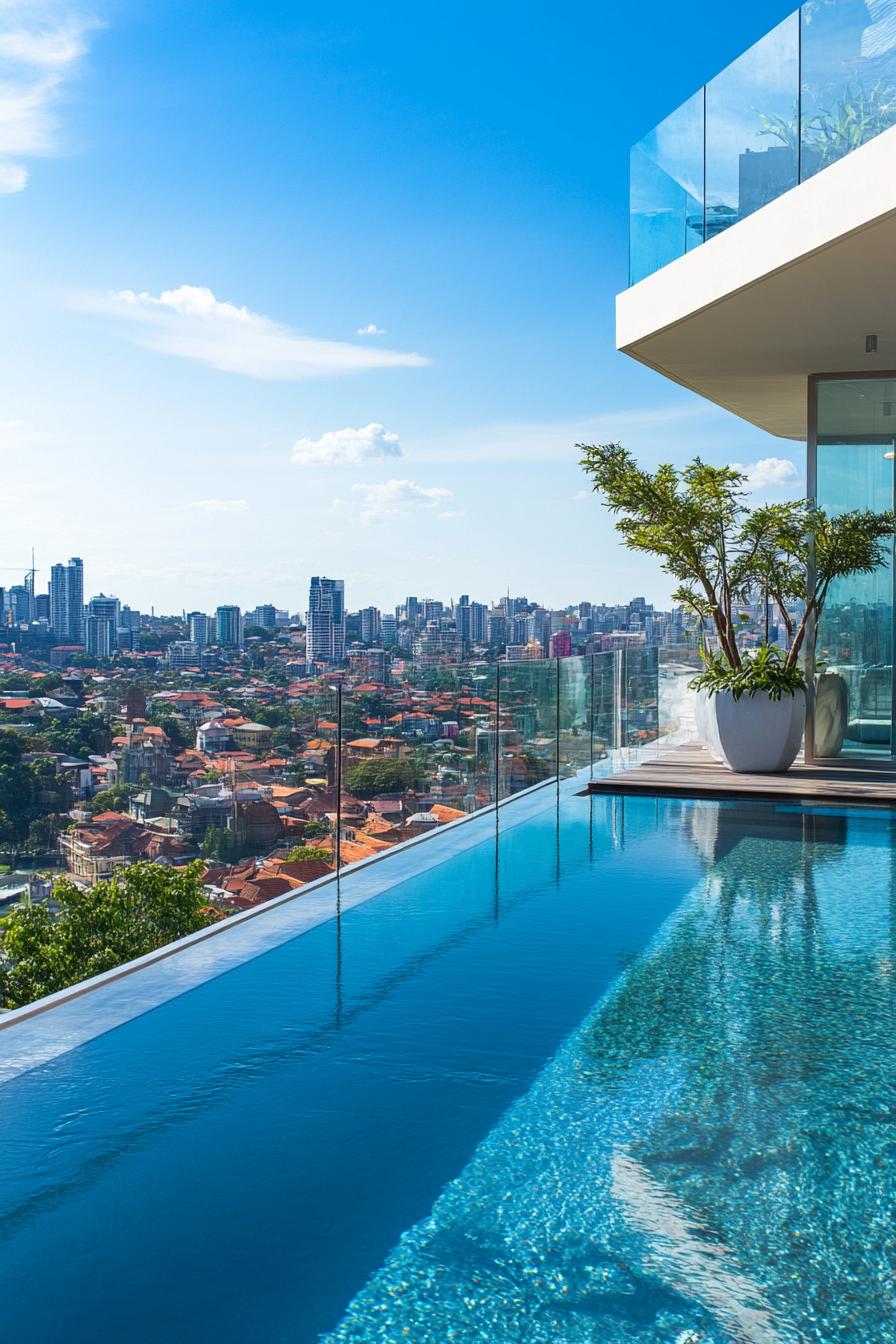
(620, 0, 896, 439)
(630, 2, 896, 286)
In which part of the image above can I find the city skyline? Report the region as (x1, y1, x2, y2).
(1, 0, 802, 611)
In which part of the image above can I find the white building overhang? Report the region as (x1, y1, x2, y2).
(616, 124, 896, 441)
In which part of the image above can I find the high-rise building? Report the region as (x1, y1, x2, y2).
(84, 594, 120, 657)
(215, 605, 243, 648)
(549, 629, 572, 658)
(380, 613, 397, 645)
(49, 557, 84, 643)
(306, 577, 346, 668)
(456, 598, 487, 653)
(188, 612, 211, 647)
(249, 604, 277, 630)
(487, 613, 508, 648)
(360, 606, 381, 644)
(8, 585, 31, 624)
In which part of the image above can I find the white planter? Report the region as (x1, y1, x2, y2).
(710, 689, 806, 773)
(813, 670, 849, 757)
(695, 687, 724, 761)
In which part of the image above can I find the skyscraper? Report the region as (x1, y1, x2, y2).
(306, 577, 346, 668)
(49, 557, 84, 643)
(85, 594, 120, 657)
(215, 605, 243, 648)
(188, 611, 211, 647)
(360, 606, 381, 644)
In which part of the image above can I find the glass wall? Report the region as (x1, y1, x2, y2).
(814, 376, 896, 755)
(630, 91, 705, 284)
(705, 14, 799, 239)
(801, 0, 896, 181)
(630, 0, 896, 285)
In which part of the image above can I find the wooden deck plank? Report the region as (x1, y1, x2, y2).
(586, 743, 896, 807)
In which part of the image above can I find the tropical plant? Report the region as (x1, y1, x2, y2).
(578, 442, 896, 694)
(759, 80, 896, 169)
(690, 642, 805, 701)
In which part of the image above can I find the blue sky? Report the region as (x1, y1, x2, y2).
(1, 0, 802, 614)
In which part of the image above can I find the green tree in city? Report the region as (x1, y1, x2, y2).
(286, 844, 331, 863)
(88, 783, 133, 815)
(344, 758, 419, 799)
(0, 735, 38, 846)
(0, 861, 218, 1009)
(201, 826, 240, 864)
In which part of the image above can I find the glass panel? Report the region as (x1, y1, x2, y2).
(497, 660, 558, 800)
(622, 646, 659, 749)
(630, 90, 704, 284)
(801, 0, 896, 180)
(558, 656, 591, 777)
(815, 376, 896, 756)
(589, 652, 617, 768)
(705, 14, 799, 238)
(658, 643, 702, 743)
(339, 663, 498, 867)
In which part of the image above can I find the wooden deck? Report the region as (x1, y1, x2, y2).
(587, 741, 896, 807)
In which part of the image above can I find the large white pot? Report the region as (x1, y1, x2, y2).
(711, 689, 806, 773)
(695, 687, 724, 762)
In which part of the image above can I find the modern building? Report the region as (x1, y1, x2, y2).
(188, 611, 211, 647)
(549, 629, 572, 659)
(167, 640, 201, 671)
(456, 597, 487, 653)
(306, 577, 346, 668)
(360, 606, 381, 645)
(84, 594, 121, 657)
(49, 556, 84, 643)
(248, 604, 277, 630)
(619, 0, 896, 759)
(215, 605, 243, 648)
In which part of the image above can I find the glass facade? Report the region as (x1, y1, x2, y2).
(814, 376, 896, 756)
(630, 0, 896, 284)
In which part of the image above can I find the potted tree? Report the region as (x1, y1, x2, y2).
(579, 443, 895, 773)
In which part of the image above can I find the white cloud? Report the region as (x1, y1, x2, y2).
(573, 488, 590, 501)
(185, 498, 248, 513)
(0, 4, 101, 193)
(356, 323, 386, 335)
(351, 478, 453, 523)
(733, 456, 799, 492)
(291, 422, 401, 467)
(76, 284, 430, 381)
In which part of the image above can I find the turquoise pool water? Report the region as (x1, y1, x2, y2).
(1, 788, 895, 1342)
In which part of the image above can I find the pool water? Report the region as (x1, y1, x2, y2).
(1, 789, 895, 1342)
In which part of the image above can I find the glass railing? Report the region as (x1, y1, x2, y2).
(630, 0, 896, 284)
(322, 650, 696, 875)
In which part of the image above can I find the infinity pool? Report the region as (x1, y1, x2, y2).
(1, 784, 895, 1342)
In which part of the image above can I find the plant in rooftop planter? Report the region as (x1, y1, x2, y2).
(578, 442, 895, 773)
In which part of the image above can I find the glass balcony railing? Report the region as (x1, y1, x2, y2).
(630, 0, 896, 285)
(321, 649, 694, 876)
